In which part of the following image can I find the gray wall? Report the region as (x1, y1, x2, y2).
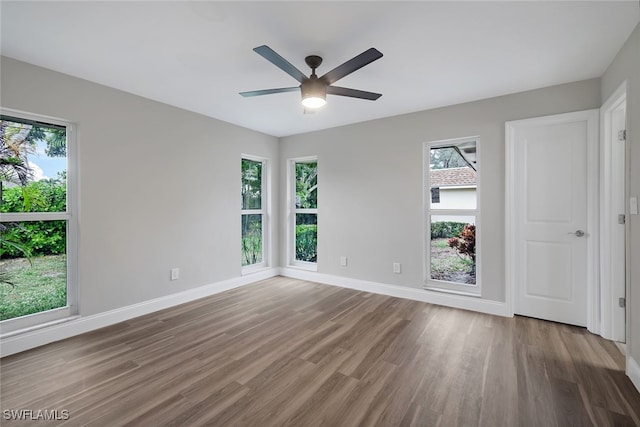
(0, 57, 280, 316)
(0, 52, 616, 322)
(280, 79, 601, 302)
(601, 23, 640, 366)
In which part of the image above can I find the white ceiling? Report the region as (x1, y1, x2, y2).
(1, 1, 638, 137)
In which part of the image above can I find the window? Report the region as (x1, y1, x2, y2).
(241, 156, 267, 272)
(424, 137, 480, 295)
(1, 111, 77, 332)
(289, 157, 317, 269)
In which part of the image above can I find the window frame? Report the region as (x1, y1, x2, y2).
(241, 154, 269, 274)
(423, 137, 481, 296)
(288, 156, 318, 271)
(0, 108, 78, 334)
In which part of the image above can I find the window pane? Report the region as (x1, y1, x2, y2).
(1, 118, 67, 213)
(295, 213, 317, 262)
(429, 144, 476, 210)
(295, 162, 317, 209)
(241, 159, 262, 210)
(0, 220, 67, 321)
(430, 216, 475, 285)
(241, 214, 262, 266)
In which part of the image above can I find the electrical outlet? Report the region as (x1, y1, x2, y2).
(393, 262, 401, 274)
(170, 268, 180, 281)
(340, 256, 348, 267)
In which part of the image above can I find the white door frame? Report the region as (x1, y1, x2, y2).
(505, 109, 600, 333)
(600, 81, 628, 342)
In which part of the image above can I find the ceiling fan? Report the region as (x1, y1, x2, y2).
(239, 45, 383, 110)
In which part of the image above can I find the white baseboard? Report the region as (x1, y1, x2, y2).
(628, 355, 640, 394)
(279, 268, 510, 317)
(0, 268, 279, 357)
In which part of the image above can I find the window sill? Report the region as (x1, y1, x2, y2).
(424, 284, 481, 298)
(1, 314, 80, 339)
(241, 264, 270, 276)
(288, 261, 318, 272)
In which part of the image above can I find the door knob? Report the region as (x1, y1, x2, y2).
(568, 230, 585, 237)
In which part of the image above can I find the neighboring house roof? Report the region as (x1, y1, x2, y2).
(430, 167, 477, 187)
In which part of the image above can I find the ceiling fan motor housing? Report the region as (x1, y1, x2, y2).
(301, 75, 327, 99)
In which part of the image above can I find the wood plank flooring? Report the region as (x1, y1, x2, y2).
(1, 277, 639, 426)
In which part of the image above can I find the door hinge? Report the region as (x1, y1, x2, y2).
(619, 297, 626, 308)
(618, 214, 626, 224)
(618, 130, 626, 141)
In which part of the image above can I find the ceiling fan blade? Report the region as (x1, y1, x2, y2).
(326, 86, 382, 100)
(239, 87, 299, 97)
(320, 48, 383, 85)
(253, 45, 308, 84)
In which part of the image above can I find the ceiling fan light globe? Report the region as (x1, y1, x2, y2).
(301, 96, 327, 109)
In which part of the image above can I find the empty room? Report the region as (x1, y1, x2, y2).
(1, 1, 640, 425)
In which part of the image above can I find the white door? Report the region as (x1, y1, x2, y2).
(506, 110, 598, 327)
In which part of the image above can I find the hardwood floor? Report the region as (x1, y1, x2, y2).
(1, 277, 639, 426)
